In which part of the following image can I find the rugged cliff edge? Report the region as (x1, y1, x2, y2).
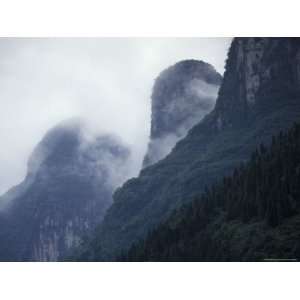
(143, 60, 222, 167)
(0, 119, 130, 261)
(77, 38, 300, 261)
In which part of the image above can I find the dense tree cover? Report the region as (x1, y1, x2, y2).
(74, 38, 300, 261)
(121, 123, 300, 261)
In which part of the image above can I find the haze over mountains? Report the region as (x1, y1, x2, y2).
(75, 37, 300, 261)
(0, 119, 132, 261)
(0, 57, 222, 261)
(143, 60, 222, 167)
(0, 37, 300, 262)
(0, 38, 230, 195)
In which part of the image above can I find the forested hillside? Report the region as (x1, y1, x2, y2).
(123, 123, 300, 261)
(75, 38, 300, 261)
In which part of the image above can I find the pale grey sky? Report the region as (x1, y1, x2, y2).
(0, 38, 232, 194)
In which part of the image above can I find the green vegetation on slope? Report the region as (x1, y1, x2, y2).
(122, 123, 300, 261)
(74, 38, 300, 261)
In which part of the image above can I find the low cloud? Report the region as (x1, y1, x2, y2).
(0, 38, 231, 194)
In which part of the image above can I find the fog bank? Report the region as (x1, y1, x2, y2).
(0, 38, 231, 194)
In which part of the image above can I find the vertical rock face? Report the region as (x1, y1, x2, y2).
(78, 38, 300, 261)
(214, 38, 300, 130)
(0, 119, 130, 261)
(143, 60, 222, 167)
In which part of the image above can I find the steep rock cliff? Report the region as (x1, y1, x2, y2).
(143, 60, 222, 167)
(77, 38, 300, 261)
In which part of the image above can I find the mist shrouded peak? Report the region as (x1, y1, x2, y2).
(26, 117, 131, 188)
(77, 38, 300, 262)
(27, 118, 82, 176)
(0, 38, 231, 196)
(0, 118, 132, 261)
(143, 59, 222, 168)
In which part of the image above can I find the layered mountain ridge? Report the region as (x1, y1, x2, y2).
(76, 37, 300, 261)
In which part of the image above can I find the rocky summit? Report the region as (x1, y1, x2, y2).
(143, 60, 222, 167)
(77, 38, 300, 261)
(0, 118, 130, 261)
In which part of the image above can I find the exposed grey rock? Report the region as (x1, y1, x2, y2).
(143, 60, 222, 167)
(78, 38, 300, 261)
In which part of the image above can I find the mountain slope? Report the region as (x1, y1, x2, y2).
(143, 60, 222, 167)
(122, 123, 300, 261)
(0, 119, 130, 261)
(77, 38, 300, 261)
